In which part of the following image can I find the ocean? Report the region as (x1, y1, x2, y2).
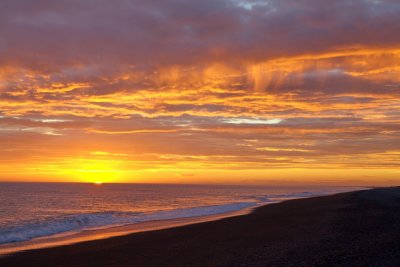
(0, 183, 358, 247)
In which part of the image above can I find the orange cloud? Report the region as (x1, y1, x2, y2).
(0, 0, 399, 184)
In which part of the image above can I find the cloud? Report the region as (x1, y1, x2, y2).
(222, 118, 283, 125)
(0, 0, 400, 69)
(0, 0, 399, 181)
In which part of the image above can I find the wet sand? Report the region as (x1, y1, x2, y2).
(2, 187, 400, 266)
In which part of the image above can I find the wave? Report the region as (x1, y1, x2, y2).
(0, 202, 255, 244)
(0, 189, 348, 245)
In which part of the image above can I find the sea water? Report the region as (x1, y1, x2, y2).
(0, 183, 358, 245)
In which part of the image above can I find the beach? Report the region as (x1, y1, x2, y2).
(2, 187, 400, 266)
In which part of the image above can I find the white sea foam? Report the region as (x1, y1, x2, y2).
(0, 183, 356, 245)
(0, 202, 255, 244)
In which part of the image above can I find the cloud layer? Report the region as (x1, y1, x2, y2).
(0, 0, 399, 183)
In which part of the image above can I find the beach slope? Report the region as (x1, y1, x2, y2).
(2, 187, 400, 266)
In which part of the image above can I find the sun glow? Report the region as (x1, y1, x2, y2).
(57, 158, 125, 184)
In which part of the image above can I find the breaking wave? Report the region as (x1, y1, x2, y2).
(0, 202, 255, 244)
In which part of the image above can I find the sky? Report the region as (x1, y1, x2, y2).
(0, 0, 399, 185)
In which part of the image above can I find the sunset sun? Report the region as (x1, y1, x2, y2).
(56, 158, 124, 184)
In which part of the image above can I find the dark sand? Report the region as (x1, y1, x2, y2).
(2, 187, 400, 267)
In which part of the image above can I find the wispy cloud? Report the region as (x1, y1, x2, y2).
(0, 0, 399, 183)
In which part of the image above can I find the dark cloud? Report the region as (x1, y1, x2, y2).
(0, 0, 399, 70)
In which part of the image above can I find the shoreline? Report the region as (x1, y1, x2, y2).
(0, 202, 261, 256)
(5, 187, 400, 266)
(0, 188, 358, 256)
